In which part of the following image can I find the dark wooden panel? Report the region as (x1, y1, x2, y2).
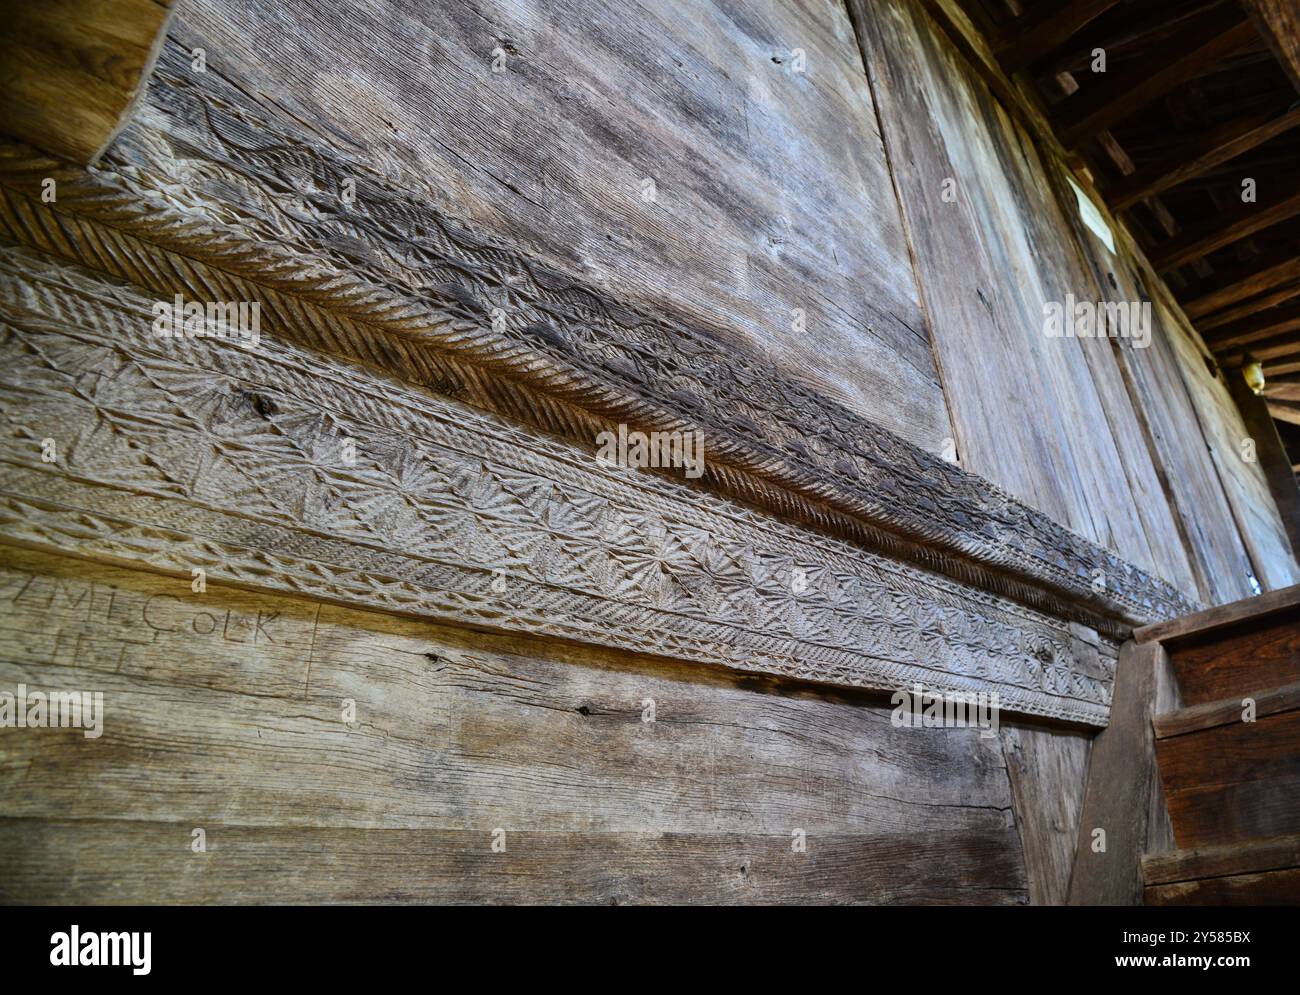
(1143, 834, 1300, 884)
(1145, 867, 1300, 905)
(1167, 609, 1300, 704)
(1157, 710, 1300, 847)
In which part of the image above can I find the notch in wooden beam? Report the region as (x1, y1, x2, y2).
(1056, 6, 1257, 149)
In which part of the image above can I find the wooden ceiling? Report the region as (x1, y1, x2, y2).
(960, 0, 1300, 470)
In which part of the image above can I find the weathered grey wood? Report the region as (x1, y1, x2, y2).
(0, 545, 1028, 904)
(851, 0, 1203, 604)
(1227, 369, 1300, 557)
(0, 820, 1027, 905)
(0, 242, 1124, 724)
(1067, 641, 1165, 904)
(1001, 723, 1092, 905)
(162, 0, 949, 455)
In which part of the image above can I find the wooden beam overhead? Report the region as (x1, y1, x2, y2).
(996, 0, 1123, 75)
(1242, 335, 1300, 364)
(1207, 301, 1300, 351)
(1150, 189, 1300, 272)
(1184, 244, 1300, 318)
(1108, 103, 1300, 210)
(1267, 400, 1300, 426)
(1265, 359, 1300, 377)
(1243, 0, 1300, 93)
(1056, 7, 1258, 149)
(1200, 279, 1300, 330)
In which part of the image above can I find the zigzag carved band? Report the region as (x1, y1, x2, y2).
(0, 53, 1196, 631)
(0, 241, 1116, 724)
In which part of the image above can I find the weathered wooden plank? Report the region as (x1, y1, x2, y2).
(1157, 709, 1300, 848)
(0, 820, 1027, 905)
(1135, 582, 1300, 644)
(1143, 834, 1300, 884)
(1001, 723, 1091, 905)
(1067, 641, 1165, 905)
(1145, 867, 1300, 904)
(0, 545, 1028, 903)
(1166, 614, 1300, 706)
(852, 0, 1201, 603)
(1154, 681, 1300, 738)
(0, 0, 173, 164)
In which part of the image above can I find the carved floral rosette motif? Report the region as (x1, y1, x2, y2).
(0, 243, 1116, 724)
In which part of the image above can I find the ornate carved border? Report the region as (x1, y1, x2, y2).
(0, 46, 1197, 633)
(0, 242, 1116, 724)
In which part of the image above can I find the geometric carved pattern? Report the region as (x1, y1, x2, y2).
(0, 242, 1117, 724)
(0, 47, 1196, 631)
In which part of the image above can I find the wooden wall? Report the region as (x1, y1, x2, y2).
(0, 0, 1295, 906)
(854, 0, 1298, 605)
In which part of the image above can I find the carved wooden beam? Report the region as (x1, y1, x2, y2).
(0, 239, 1123, 726)
(0, 51, 1198, 632)
(1107, 103, 1300, 211)
(1056, 6, 1256, 150)
(0, 0, 173, 164)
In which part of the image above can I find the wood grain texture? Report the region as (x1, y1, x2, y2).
(1166, 609, 1300, 705)
(0, 545, 1028, 904)
(1067, 641, 1165, 904)
(1155, 682, 1300, 738)
(0, 241, 1123, 724)
(1157, 709, 1300, 848)
(0, 91, 1201, 631)
(1145, 867, 1300, 905)
(1143, 834, 1300, 884)
(161, 0, 948, 454)
(0, 0, 173, 164)
(1244, 0, 1300, 93)
(851, 0, 1282, 608)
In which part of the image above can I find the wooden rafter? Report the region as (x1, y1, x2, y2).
(1056, 6, 1257, 149)
(1108, 102, 1300, 210)
(995, 0, 1122, 75)
(1150, 189, 1300, 272)
(1207, 301, 1300, 351)
(1185, 243, 1300, 318)
(1200, 280, 1300, 330)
